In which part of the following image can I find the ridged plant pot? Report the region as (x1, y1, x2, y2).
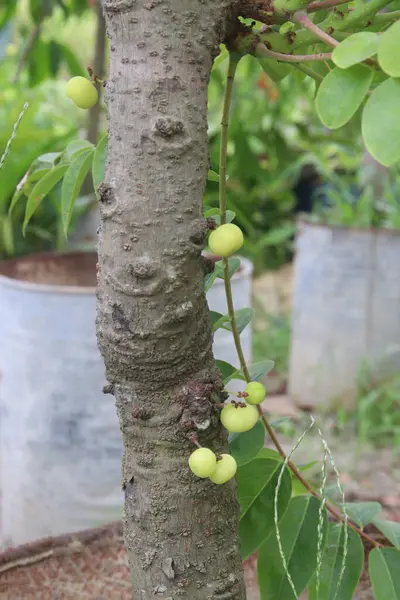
(289, 221, 400, 410)
(0, 252, 252, 546)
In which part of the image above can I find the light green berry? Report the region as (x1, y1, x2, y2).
(245, 381, 266, 405)
(209, 454, 237, 485)
(188, 448, 217, 478)
(66, 76, 98, 109)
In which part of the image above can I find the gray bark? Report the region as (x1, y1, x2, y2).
(98, 1, 246, 599)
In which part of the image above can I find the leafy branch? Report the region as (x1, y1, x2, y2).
(218, 49, 381, 550)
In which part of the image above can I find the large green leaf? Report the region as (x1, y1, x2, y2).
(362, 78, 400, 167)
(369, 548, 400, 600)
(343, 502, 382, 528)
(92, 133, 107, 199)
(316, 65, 372, 129)
(229, 420, 265, 467)
(248, 360, 275, 382)
(377, 20, 400, 77)
(308, 524, 363, 600)
(61, 148, 94, 234)
(332, 33, 380, 69)
(258, 496, 328, 600)
(238, 457, 291, 559)
(23, 164, 68, 234)
(373, 520, 400, 550)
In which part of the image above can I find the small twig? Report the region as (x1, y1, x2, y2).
(12, 23, 42, 84)
(307, 0, 350, 13)
(190, 436, 202, 449)
(292, 63, 324, 82)
(294, 11, 340, 47)
(256, 42, 332, 63)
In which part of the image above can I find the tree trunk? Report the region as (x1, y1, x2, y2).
(98, 1, 245, 598)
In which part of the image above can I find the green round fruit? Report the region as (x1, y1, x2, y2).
(66, 76, 98, 109)
(188, 448, 217, 478)
(245, 381, 266, 405)
(208, 223, 244, 258)
(209, 454, 237, 484)
(220, 403, 259, 433)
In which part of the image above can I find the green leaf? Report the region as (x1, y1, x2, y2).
(248, 359, 275, 382)
(362, 78, 400, 167)
(221, 308, 254, 334)
(8, 187, 25, 216)
(65, 139, 94, 160)
(343, 502, 382, 528)
(258, 496, 328, 600)
(92, 133, 107, 199)
(215, 360, 242, 384)
(309, 524, 363, 600)
(229, 420, 265, 466)
(372, 520, 400, 550)
(61, 148, 93, 235)
(212, 44, 228, 71)
(204, 257, 241, 292)
(378, 20, 400, 77)
(204, 208, 220, 218)
(208, 170, 220, 182)
(212, 210, 236, 225)
(256, 448, 283, 461)
(316, 65, 373, 129)
(238, 458, 292, 559)
(332, 33, 380, 69)
(23, 165, 69, 234)
(210, 311, 224, 328)
(369, 548, 400, 600)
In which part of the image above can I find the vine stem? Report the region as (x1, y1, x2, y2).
(255, 43, 332, 63)
(217, 51, 380, 550)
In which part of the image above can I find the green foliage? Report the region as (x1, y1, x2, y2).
(372, 520, 400, 550)
(332, 33, 380, 69)
(308, 525, 364, 600)
(343, 501, 382, 528)
(258, 496, 328, 600)
(362, 78, 400, 167)
(378, 21, 400, 78)
(369, 548, 400, 600)
(237, 457, 292, 559)
(229, 420, 265, 466)
(316, 65, 373, 129)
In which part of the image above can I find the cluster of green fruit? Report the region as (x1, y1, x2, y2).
(66, 76, 98, 109)
(188, 382, 265, 484)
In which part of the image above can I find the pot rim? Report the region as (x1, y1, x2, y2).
(0, 252, 253, 295)
(297, 216, 400, 237)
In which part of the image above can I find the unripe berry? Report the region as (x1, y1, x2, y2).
(245, 381, 266, 405)
(209, 454, 237, 484)
(220, 403, 259, 433)
(188, 448, 217, 478)
(66, 76, 98, 109)
(208, 223, 244, 258)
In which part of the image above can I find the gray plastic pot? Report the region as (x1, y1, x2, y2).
(289, 221, 400, 410)
(0, 252, 252, 546)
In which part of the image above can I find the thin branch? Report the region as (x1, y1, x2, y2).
(307, 0, 350, 13)
(374, 9, 400, 24)
(294, 10, 340, 47)
(292, 63, 324, 82)
(217, 53, 381, 551)
(256, 42, 332, 63)
(12, 23, 42, 84)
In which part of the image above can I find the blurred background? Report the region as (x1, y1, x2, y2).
(1, 1, 400, 595)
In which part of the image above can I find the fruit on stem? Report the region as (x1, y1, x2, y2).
(220, 403, 259, 433)
(66, 76, 98, 109)
(245, 381, 266, 405)
(188, 448, 217, 478)
(209, 454, 237, 484)
(208, 223, 244, 257)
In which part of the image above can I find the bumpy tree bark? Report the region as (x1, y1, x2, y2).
(98, 1, 245, 598)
